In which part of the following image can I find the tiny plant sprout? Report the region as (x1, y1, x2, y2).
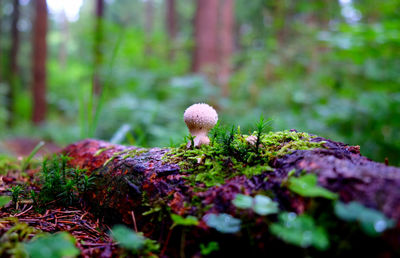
(184, 103, 218, 148)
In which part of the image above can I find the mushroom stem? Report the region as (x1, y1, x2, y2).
(188, 130, 210, 148)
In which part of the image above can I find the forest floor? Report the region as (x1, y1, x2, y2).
(0, 140, 121, 257)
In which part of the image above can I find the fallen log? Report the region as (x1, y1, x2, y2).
(62, 132, 400, 257)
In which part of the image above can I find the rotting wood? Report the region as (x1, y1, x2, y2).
(62, 138, 400, 257)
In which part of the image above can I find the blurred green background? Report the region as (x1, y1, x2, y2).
(0, 0, 399, 165)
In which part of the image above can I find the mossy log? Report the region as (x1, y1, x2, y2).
(62, 137, 400, 257)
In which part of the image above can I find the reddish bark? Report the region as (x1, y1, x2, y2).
(10, 0, 20, 77)
(192, 0, 234, 96)
(32, 0, 47, 125)
(166, 0, 177, 60)
(0, 0, 3, 83)
(62, 138, 400, 257)
(144, 0, 154, 56)
(191, 0, 219, 75)
(63, 138, 400, 221)
(217, 0, 234, 97)
(6, 0, 20, 127)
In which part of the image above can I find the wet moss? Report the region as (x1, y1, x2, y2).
(164, 130, 326, 188)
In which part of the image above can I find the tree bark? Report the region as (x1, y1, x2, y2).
(93, 0, 105, 96)
(191, 0, 219, 75)
(192, 0, 234, 96)
(6, 0, 20, 127)
(32, 0, 47, 125)
(0, 0, 3, 83)
(62, 137, 400, 257)
(217, 0, 234, 97)
(144, 0, 154, 56)
(165, 0, 177, 60)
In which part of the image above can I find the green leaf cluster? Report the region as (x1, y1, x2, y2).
(0, 219, 41, 257)
(233, 194, 279, 215)
(203, 213, 241, 234)
(200, 241, 219, 256)
(334, 201, 395, 236)
(171, 214, 199, 228)
(0, 195, 12, 207)
(25, 232, 80, 258)
(111, 225, 159, 255)
(288, 174, 338, 199)
(270, 212, 329, 250)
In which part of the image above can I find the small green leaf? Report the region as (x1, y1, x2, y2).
(200, 241, 219, 255)
(171, 214, 199, 228)
(232, 194, 253, 209)
(233, 194, 279, 215)
(288, 174, 338, 199)
(25, 232, 80, 258)
(111, 225, 145, 251)
(270, 212, 329, 250)
(0, 196, 12, 207)
(203, 213, 241, 234)
(253, 195, 279, 215)
(142, 206, 161, 216)
(335, 201, 395, 236)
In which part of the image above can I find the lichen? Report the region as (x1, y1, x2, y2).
(103, 148, 146, 166)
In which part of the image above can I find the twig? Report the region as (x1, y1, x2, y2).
(180, 229, 186, 258)
(131, 211, 138, 232)
(160, 228, 174, 257)
(80, 211, 88, 220)
(14, 205, 33, 217)
(80, 242, 117, 246)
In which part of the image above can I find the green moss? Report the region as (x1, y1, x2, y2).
(164, 130, 326, 189)
(0, 218, 43, 257)
(94, 147, 113, 156)
(0, 155, 20, 175)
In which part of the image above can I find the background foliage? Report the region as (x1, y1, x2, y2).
(0, 0, 399, 165)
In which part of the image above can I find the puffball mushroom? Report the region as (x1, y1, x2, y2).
(184, 103, 218, 147)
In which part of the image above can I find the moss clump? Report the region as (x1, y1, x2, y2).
(0, 218, 43, 256)
(164, 129, 326, 188)
(0, 155, 20, 175)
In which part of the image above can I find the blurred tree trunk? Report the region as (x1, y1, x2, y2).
(93, 0, 105, 96)
(32, 0, 47, 125)
(165, 0, 177, 60)
(217, 0, 234, 97)
(191, 0, 218, 76)
(58, 11, 69, 68)
(306, 0, 338, 75)
(274, 0, 287, 46)
(192, 0, 234, 96)
(145, 0, 154, 55)
(6, 0, 20, 127)
(0, 0, 2, 84)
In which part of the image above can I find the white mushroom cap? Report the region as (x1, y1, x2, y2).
(184, 103, 218, 131)
(183, 103, 218, 147)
